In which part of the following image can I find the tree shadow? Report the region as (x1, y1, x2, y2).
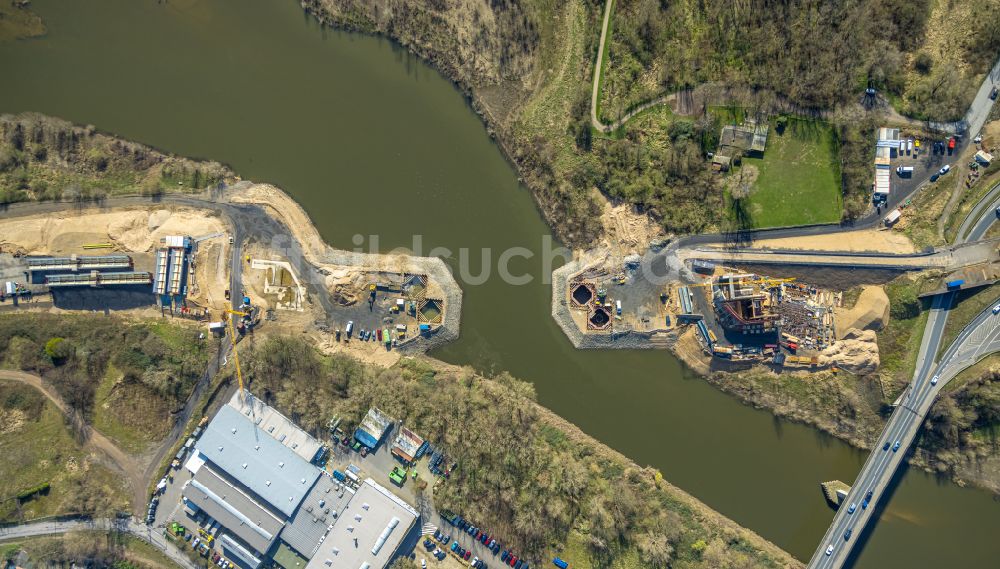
(723, 196, 757, 248)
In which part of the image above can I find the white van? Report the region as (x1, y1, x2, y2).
(346, 320, 354, 337)
(896, 166, 914, 176)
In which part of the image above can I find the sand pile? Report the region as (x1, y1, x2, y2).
(109, 211, 157, 252)
(835, 286, 889, 339)
(819, 329, 879, 375)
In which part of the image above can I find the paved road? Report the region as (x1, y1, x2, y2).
(0, 517, 196, 568)
(808, 295, 1000, 569)
(680, 238, 999, 271)
(955, 181, 1000, 244)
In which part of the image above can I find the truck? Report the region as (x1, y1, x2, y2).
(975, 150, 993, 166)
(615, 300, 622, 315)
(883, 208, 901, 226)
(345, 320, 354, 337)
(946, 279, 964, 290)
(895, 165, 914, 176)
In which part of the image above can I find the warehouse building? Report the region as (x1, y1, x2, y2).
(227, 391, 327, 464)
(305, 478, 419, 569)
(354, 407, 393, 450)
(181, 404, 326, 567)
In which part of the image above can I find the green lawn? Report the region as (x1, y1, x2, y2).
(736, 117, 843, 228)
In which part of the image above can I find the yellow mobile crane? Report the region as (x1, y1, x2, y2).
(224, 307, 248, 399)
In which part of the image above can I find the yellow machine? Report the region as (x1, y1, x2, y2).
(224, 307, 248, 398)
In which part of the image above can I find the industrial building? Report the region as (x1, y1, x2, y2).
(354, 407, 393, 450)
(390, 427, 426, 465)
(305, 478, 419, 569)
(174, 395, 419, 569)
(712, 274, 781, 335)
(227, 391, 327, 464)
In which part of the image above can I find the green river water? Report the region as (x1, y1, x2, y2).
(1, 0, 998, 565)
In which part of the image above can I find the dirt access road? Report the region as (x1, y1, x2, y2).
(0, 370, 146, 515)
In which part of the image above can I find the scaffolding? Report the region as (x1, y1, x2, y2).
(153, 249, 170, 295)
(168, 249, 185, 295)
(27, 254, 132, 272)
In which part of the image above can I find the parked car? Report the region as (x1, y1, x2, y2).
(930, 173, 940, 182)
(939, 164, 951, 175)
(464, 551, 472, 561)
(501, 551, 509, 562)
(452, 543, 459, 553)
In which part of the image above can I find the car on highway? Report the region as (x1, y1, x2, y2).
(931, 374, 939, 385)
(930, 173, 940, 182)
(825, 545, 834, 556)
(993, 303, 1000, 314)
(844, 529, 853, 541)
(847, 502, 856, 514)
(892, 440, 901, 452)
(995, 206, 1000, 218)
(883, 441, 890, 451)
(939, 164, 951, 176)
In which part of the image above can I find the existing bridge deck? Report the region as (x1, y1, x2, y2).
(681, 239, 999, 271)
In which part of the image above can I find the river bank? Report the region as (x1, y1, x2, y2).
(0, 113, 799, 565)
(6, 4, 1000, 564)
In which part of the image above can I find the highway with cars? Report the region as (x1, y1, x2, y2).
(807, 183, 1000, 568)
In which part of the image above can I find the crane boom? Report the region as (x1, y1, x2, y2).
(224, 307, 248, 400)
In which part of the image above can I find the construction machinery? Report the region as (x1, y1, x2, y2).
(224, 306, 249, 398)
(682, 276, 796, 288)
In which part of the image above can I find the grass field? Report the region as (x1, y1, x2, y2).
(738, 117, 843, 228)
(0, 380, 126, 522)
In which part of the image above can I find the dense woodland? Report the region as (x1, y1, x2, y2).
(243, 336, 792, 568)
(922, 369, 1000, 471)
(606, 0, 972, 119)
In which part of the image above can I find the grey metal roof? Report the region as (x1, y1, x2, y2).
(185, 465, 284, 555)
(196, 405, 321, 517)
(221, 534, 263, 569)
(228, 391, 324, 463)
(305, 479, 418, 569)
(280, 473, 354, 559)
